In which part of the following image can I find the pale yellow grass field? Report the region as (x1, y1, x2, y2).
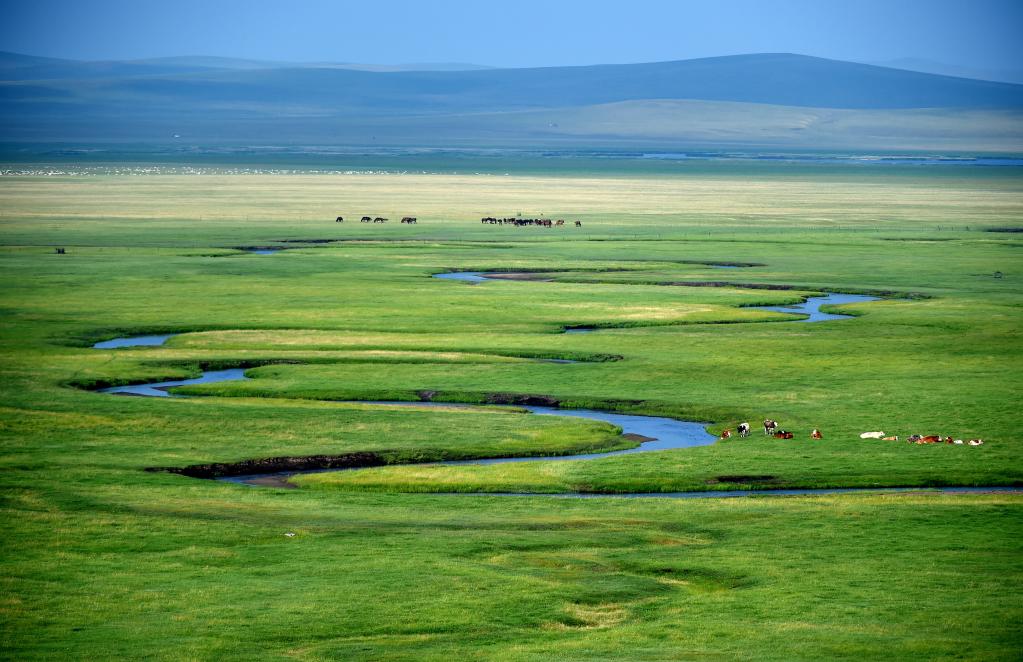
(2, 173, 1020, 231)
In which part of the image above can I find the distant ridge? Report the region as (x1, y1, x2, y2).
(1, 52, 1020, 148)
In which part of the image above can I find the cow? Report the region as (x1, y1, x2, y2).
(361, 216, 372, 222)
(737, 422, 750, 438)
(401, 217, 417, 224)
(811, 428, 822, 439)
(55, 247, 65, 254)
(773, 430, 794, 439)
(720, 429, 732, 439)
(373, 217, 388, 223)
(335, 216, 344, 223)
(920, 435, 941, 443)
(859, 431, 885, 439)
(967, 439, 984, 446)
(907, 434, 922, 443)
(555, 219, 565, 226)
(951, 439, 964, 445)
(763, 419, 778, 436)
(882, 435, 899, 441)
(574, 220, 582, 227)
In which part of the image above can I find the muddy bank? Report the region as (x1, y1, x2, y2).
(147, 451, 388, 479)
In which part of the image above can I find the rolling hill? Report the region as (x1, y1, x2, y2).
(1, 52, 1021, 149)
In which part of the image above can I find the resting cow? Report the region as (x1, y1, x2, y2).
(720, 429, 732, 439)
(859, 431, 885, 439)
(811, 429, 822, 439)
(773, 430, 794, 439)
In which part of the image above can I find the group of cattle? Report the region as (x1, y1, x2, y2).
(334, 216, 418, 224)
(480, 217, 582, 227)
(858, 431, 985, 446)
(719, 419, 813, 440)
(718, 419, 984, 446)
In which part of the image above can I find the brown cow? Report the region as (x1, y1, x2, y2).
(811, 429, 822, 439)
(720, 429, 732, 439)
(773, 430, 794, 439)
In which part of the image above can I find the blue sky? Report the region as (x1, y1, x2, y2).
(2, 0, 1021, 70)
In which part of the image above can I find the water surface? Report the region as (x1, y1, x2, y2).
(93, 334, 175, 349)
(748, 292, 879, 322)
(100, 369, 249, 397)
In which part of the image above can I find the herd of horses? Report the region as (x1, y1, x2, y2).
(334, 216, 417, 224)
(480, 217, 581, 227)
(332, 216, 584, 226)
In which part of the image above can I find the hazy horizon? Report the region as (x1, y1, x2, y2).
(2, 0, 1021, 73)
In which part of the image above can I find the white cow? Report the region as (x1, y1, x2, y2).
(859, 431, 885, 439)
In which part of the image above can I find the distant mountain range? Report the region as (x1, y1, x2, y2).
(1, 51, 1020, 150)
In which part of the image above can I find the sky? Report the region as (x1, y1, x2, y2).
(2, 0, 1021, 71)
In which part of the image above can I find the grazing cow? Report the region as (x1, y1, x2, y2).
(811, 428, 823, 439)
(574, 220, 582, 227)
(859, 431, 885, 439)
(763, 419, 778, 436)
(773, 430, 794, 439)
(401, 216, 417, 224)
(737, 422, 750, 438)
(361, 216, 372, 222)
(335, 216, 344, 222)
(55, 247, 65, 254)
(373, 217, 388, 223)
(555, 219, 565, 226)
(968, 439, 984, 446)
(882, 435, 899, 441)
(720, 429, 732, 439)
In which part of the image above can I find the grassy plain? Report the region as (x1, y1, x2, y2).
(1, 161, 1021, 659)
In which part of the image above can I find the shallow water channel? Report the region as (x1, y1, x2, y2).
(87, 285, 951, 497)
(432, 272, 880, 325)
(88, 344, 1013, 498)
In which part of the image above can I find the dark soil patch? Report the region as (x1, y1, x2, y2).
(985, 227, 1023, 233)
(147, 451, 387, 479)
(621, 433, 657, 443)
(485, 393, 561, 407)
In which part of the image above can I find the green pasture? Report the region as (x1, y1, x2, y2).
(1, 165, 1021, 659)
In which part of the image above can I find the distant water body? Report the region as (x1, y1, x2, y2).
(3, 146, 1022, 177)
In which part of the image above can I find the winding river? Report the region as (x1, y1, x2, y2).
(432, 272, 881, 324)
(82, 272, 1000, 498)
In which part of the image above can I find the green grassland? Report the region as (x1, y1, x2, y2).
(1, 164, 1021, 659)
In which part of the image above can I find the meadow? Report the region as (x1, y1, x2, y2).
(1, 159, 1021, 659)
